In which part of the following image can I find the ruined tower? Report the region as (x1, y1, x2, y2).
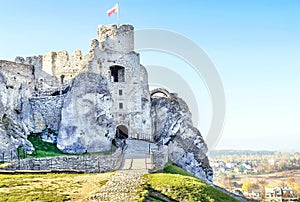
(96, 24, 152, 141)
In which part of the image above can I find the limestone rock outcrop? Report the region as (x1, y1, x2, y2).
(57, 72, 115, 154)
(151, 95, 213, 182)
(0, 61, 35, 157)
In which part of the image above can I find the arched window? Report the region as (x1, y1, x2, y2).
(109, 65, 125, 82)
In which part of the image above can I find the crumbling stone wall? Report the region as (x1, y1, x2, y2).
(29, 95, 66, 133)
(3, 148, 122, 173)
(43, 50, 83, 82)
(0, 60, 34, 89)
(97, 24, 134, 54)
(151, 145, 168, 171)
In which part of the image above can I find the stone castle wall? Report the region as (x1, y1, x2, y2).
(97, 24, 134, 54)
(43, 50, 83, 82)
(3, 148, 122, 173)
(95, 25, 152, 141)
(0, 60, 34, 89)
(151, 145, 168, 171)
(29, 95, 66, 133)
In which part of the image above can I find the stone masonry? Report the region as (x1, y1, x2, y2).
(3, 148, 122, 173)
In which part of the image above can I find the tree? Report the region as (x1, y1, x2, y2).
(221, 175, 233, 191)
(242, 182, 252, 193)
(292, 184, 300, 197)
(251, 183, 260, 190)
(278, 161, 286, 170)
(287, 177, 296, 186)
(238, 166, 246, 173)
(257, 179, 267, 199)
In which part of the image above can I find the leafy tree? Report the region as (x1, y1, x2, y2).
(251, 183, 260, 190)
(287, 177, 296, 186)
(257, 179, 267, 199)
(242, 182, 252, 193)
(221, 175, 233, 191)
(292, 184, 300, 197)
(278, 161, 286, 170)
(238, 166, 246, 173)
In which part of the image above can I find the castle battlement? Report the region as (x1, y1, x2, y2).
(42, 50, 83, 82)
(97, 24, 134, 54)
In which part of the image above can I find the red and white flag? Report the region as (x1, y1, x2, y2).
(107, 3, 119, 17)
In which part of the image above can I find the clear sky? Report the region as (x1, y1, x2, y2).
(0, 0, 299, 151)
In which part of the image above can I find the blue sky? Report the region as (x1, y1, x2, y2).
(0, 1, 299, 151)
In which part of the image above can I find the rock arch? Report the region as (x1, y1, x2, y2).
(150, 88, 171, 98)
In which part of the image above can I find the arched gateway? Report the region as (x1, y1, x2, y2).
(116, 125, 129, 139)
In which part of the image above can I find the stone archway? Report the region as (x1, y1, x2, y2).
(116, 125, 128, 139)
(150, 88, 171, 98)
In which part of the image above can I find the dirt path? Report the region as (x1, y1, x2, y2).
(86, 151, 154, 201)
(86, 169, 147, 201)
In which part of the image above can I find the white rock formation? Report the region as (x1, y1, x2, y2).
(57, 72, 115, 154)
(151, 95, 213, 182)
(0, 61, 35, 157)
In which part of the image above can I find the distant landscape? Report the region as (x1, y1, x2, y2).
(209, 150, 300, 201)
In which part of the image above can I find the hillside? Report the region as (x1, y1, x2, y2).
(141, 173, 239, 202)
(0, 164, 239, 202)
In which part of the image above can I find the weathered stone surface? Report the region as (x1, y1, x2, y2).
(0, 61, 35, 155)
(2, 148, 122, 173)
(29, 95, 65, 134)
(57, 72, 115, 154)
(151, 95, 213, 183)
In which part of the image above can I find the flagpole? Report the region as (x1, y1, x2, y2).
(117, 2, 120, 27)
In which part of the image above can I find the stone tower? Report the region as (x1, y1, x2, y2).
(96, 24, 152, 141)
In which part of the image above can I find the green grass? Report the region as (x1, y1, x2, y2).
(20, 134, 116, 158)
(0, 172, 112, 202)
(163, 163, 196, 178)
(140, 164, 238, 202)
(142, 174, 239, 202)
(25, 134, 67, 158)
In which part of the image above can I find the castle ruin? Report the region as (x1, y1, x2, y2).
(0, 24, 213, 182)
(1, 24, 152, 154)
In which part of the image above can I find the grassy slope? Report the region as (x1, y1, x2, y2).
(25, 134, 67, 158)
(0, 164, 238, 201)
(20, 134, 114, 158)
(163, 163, 196, 178)
(0, 172, 113, 202)
(141, 164, 239, 202)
